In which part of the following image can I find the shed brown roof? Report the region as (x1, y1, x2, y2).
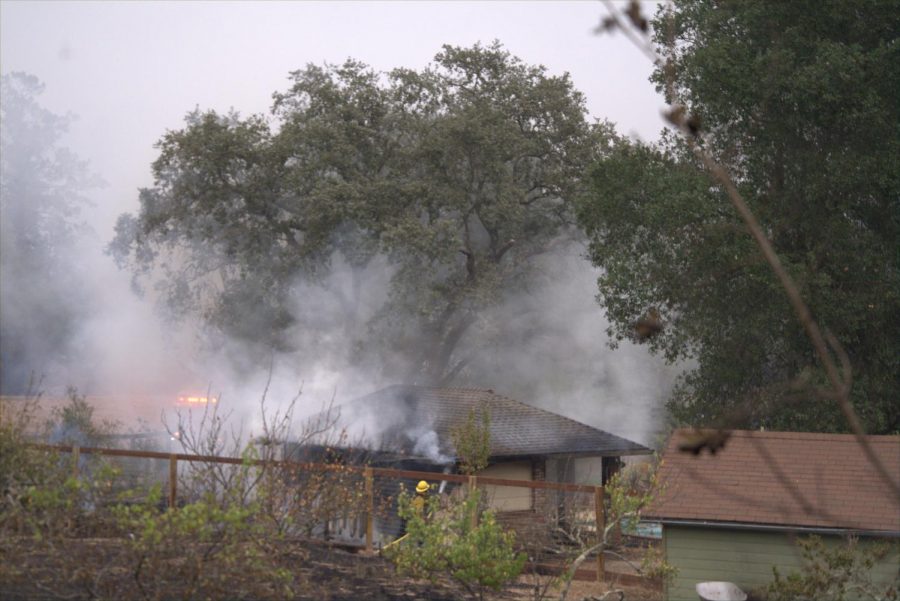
(645, 429, 900, 533)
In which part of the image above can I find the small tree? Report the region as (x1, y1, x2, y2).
(44, 387, 119, 446)
(164, 379, 366, 539)
(111, 476, 297, 601)
(385, 486, 526, 601)
(0, 385, 51, 517)
(556, 460, 675, 601)
(0, 389, 62, 536)
(768, 535, 899, 601)
(1, 389, 124, 542)
(451, 406, 491, 475)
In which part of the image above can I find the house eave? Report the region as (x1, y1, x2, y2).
(489, 448, 653, 461)
(650, 517, 900, 538)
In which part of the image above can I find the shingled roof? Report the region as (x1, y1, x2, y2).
(336, 385, 650, 460)
(645, 429, 900, 534)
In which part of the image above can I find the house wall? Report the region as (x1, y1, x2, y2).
(545, 455, 619, 486)
(575, 456, 604, 484)
(663, 525, 899, 601)
(544, 456, 607, 524)
(477, 461, 533, 511)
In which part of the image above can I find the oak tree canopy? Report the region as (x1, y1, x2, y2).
(111, 42, 603, 384)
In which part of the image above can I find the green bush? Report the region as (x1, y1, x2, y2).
(385, 486, 526, 601)
(112, 485, 296, 601)
(1, 396, 301, 600)
(769, 535, 899, 601)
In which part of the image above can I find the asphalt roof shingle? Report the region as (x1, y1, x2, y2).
(645, 429, 900, 533)
(338, 385, 650, 460)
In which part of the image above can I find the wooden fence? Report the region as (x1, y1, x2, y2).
(27, 442, 608, 579)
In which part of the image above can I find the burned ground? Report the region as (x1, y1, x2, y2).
(1, 536, 662, 601)
(0, 537, 463, 601)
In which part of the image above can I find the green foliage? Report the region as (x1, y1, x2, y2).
(451, 406, 491, 475)
(385, 487, 526, 600)
(21, 462, 122, 540)
(553, 459, 674, 601)
(45, 387, 120, 446)
(112, 42, 603, 382)
(111, 487, 296, 601)
(768, 535, 899, 601)
(578, 0, 900, 432)
(0, 396, 56, 518)
(604, 461, 675, 585)
(0, 393, 121, 538)
(604, 461, 662, 530)
(640, 545, 677, 584)
(0, 396, 308, 600)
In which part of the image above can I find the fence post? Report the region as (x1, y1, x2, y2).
(468, 475, 478, 529)
(168, 454, 178, 509)
(364, 467, 374, 554)
(595, 486, 605, 581)
(72, 445, 80, 479)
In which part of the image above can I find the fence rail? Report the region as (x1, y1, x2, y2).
(28, 443, 600, 492)
(26, 442, 608, 578)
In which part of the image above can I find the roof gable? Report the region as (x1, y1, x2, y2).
(646, 429, 900, 533)
(334, 385, 650, 461)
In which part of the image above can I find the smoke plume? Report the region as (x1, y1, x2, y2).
(1, 73, 678, 449)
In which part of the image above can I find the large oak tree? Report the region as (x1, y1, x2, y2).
(112, 43, 601, 384)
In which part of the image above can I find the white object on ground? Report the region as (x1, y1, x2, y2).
(695, 581, 748, 601)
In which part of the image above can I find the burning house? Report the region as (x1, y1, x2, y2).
(287, 385, 651, 544)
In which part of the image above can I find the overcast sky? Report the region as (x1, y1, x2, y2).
(1, 0, 667, 235)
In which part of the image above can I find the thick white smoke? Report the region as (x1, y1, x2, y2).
(2, 74, 677, 449)
(457, 240, 678, 446)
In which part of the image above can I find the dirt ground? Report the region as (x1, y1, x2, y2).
(506, 564, 663, 601)
(546, 577, 663, 601)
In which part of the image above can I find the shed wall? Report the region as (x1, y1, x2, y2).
(664, 525, 899, 601)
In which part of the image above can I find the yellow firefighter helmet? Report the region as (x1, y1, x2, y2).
(415, 480, 429, 494)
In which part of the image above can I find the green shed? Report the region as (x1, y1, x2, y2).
(644, 430, 899, 601)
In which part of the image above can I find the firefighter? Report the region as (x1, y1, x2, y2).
(383, 479, 431, 552)
(412, 480, 430, 516)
